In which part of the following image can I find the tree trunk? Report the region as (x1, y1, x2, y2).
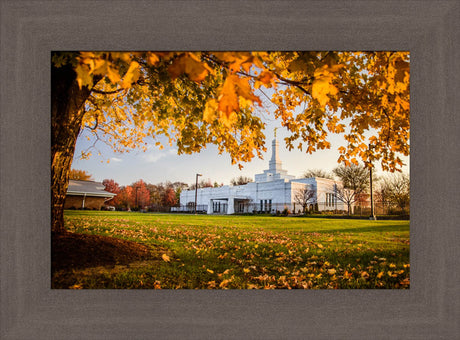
(51, 62, 92, 233)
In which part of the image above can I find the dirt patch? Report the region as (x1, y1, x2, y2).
(52, 231, 153, 272)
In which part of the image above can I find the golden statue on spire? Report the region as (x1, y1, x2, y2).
(274, 127, 278, 138)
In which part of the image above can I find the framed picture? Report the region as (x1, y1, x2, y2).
(1, 0, 458, 338)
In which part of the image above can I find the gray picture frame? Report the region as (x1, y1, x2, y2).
(1, 0, 459, 338)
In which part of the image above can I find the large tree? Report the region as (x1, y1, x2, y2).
(302, 169, 334, 180)
(333, 164, 370, 215)
(52, 51, 409, 232)
(379, 173, 410, 214)
(293, 186, 316, 214)
(102, 178, 121, 207)
(230, 175, 254, 186)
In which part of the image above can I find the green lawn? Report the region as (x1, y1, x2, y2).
(54, 210, 410, 289)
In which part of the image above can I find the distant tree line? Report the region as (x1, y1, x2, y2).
(97, 165, 409, 215)
(102, 177, 225, 211)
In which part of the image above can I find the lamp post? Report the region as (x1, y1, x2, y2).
(194, 173, 202, 214)
(135, 186, 139, 211)
(368, 144, 376, 220)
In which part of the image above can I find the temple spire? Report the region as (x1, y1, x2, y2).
(269, 133, 282, 172)
(253, 128, 295, 182)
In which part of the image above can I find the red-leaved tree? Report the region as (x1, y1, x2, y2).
(102, 179, 121, 206)
(162, 187, 178, 207)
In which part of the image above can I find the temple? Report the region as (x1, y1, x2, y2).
(179, 137, 345, 214)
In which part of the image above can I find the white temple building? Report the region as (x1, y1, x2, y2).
(179, 137, 346, 214)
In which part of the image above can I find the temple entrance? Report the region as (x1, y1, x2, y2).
(212, 200, 228, 214)
(235, 199, 252, 213)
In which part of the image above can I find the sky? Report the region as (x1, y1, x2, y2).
(71, 103, 410, 187)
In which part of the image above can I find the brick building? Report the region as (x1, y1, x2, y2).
(65, 180, 116, 210)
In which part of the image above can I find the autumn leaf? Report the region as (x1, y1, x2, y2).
(75, 64, 93, 89)
(122, 61, 140, 88)
(146, 52, 160, 65)
(69, 283, 83, 289)
(216, 74, 263, 126)
(184, 53, 212, 81)
(106, 65, 121, 84)
(233, 76, 262, 106)
(161, 254, 170, 262)
(219, 279, 231, 288)
(217, 75, 239, 122)
(312, 76, 338, 107)
(400, 278, 410, 286)
(257, 71, 275, 85)
(203, 99, 218, 123)
(168, 53, 211, 82)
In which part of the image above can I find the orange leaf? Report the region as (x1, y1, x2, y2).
(167, 55, 186, 79)
(257, 71, 274, 85)
(121, 61, 140, 88)
(147, 52, 160, 65)
(184, 53, 211, 82)
(233, 76, 262, 106)
(167, 53, 211, 82)
(218, 75, 239, 119)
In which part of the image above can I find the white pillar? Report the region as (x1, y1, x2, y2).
(207, 199, 213, 214)
(227, 197, 235, 214)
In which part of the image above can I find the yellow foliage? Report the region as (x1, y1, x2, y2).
(168, 53, 212, 82)
(64, 50, 410, 173)
(122, 61, 140, 88)
(311, 76, 338, 107)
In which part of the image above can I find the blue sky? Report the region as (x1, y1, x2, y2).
(71, 107, 410, 187)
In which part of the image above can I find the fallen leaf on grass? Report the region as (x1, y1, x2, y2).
(400, 278, 410, 286)
(69, 284, 83, 289)
(161, 254, 170, 262)
(361, 271, 369, 279)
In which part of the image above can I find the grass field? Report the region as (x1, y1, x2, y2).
(53, 210, 410, 289)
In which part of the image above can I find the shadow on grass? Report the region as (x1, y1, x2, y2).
(51, 231, 155, 272)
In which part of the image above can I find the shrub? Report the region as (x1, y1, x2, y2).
(282, 208, 290, 216)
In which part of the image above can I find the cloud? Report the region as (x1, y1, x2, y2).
(111, 157, 123, 162)
(141, 146, 178, 163)
(142, 151, 168, 163)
